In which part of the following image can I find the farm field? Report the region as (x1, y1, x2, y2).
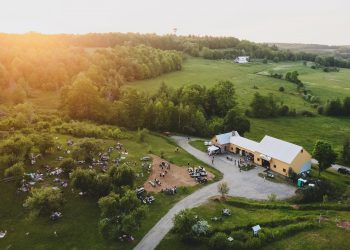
(129, 58, 313, 112)
(0, 130, 220, 250)
(129, 58, 350, 156)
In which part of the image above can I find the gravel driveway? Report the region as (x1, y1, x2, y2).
(134, 136, 296, 250)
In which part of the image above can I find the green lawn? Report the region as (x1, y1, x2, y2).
(189, 140, 208, 153)
(0, 131, 221, 250)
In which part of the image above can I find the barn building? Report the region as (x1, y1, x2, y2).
(211, 131, 312, 176)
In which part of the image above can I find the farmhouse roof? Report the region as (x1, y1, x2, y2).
(257, 135, 302, 164)
(230, 135, 260, 152)
(216, 132, 237, 144)
(215, 132, 304, 164)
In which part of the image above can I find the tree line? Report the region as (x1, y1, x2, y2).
(3, 32, 349, 70)
(323, 97, 350, 116)
(61, 80, 250, 137)
(0, 44, 182, 104)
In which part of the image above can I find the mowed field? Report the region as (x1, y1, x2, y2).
(130, 58, 350, 155)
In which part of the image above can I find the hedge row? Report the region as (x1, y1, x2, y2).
(226, 199, 350, 211)
(207, 221, 318, 250)
(211, 216, 314, 234)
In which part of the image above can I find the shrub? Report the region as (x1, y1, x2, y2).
(24, 186, 64, 216)
(278, 86, 285, 92)
(192, 220, 211, 236)
(230, 230, 249, 241)
(298, 110, 315, 117)
(4, 162, 25, 178)
(279, 105, 289, 116)
(173, 209, 200, 242)
(59, 158, 76, 175)
(317, 105, 324, 114)
(244, 237, 261, 250)
(209, 232, 230, 249)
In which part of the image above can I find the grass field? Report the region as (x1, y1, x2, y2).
(129, 58, 350, 157)
(256, 62, 350, 102)
(157, 197, 350, 250)
(0, 131, 221, 250)
(129, 58, 314, 112)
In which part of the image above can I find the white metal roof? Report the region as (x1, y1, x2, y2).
(257, 136, 302, 164)
(216, 131, 238, 144)
(230, 136, 260, 152)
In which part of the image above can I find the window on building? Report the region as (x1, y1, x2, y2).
(283, 168, 286, 172)
(231, 147, 233, 150)
(215, 139, 217, 142)
(301, 149, 303, 153)
(257, 158, 260, 161)
(274, 164, 276, 168)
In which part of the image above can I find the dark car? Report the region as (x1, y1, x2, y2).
(337, 167, 350, 175)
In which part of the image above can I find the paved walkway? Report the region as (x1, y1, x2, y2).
(134, 136, 296, 250)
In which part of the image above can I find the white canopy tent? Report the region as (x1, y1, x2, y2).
(208, 145, 220, 154)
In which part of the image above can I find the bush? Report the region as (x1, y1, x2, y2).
(244, 237, 261, 250)
(279, 105, 289, 116)
(209, 232, 230, 249)
(59, 158, 76, 175)
(173, 209, 200, 242)
(298, 110, 315, 117)
(24, 186, 64, 216)
(294, 180, 336, 203)
(278, 86, 285, 92)
(4, 162, 25, 178)
(317, 105, 324, 114)
(230, 230, 249, 241)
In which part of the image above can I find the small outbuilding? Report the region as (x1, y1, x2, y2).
(252, 225, 261, 236)
(234, 56, 250, 64)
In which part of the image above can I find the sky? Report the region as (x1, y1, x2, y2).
(0, 0, 349, 45)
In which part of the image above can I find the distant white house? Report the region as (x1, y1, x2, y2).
(234, 56, 249, 64)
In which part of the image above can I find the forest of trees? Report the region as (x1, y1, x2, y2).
(61, 80, 250, 137)
(325, 97, 350, 117)
(1, 32, 348, 75)
(0, 43, 182, 99)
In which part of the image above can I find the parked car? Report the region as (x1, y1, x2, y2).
(337, 167, 350, 175)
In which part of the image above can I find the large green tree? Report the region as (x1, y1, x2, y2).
(223, 109, 250, 136)
(98, 191, 147, 239)
(341, 138, 350, 165)
(24, 186, 64, 216)
(108, 164, 136, 190)
(64, 73, 110, 121)
(312, 140, 337, 177)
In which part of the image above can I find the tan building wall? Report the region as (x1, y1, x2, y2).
(290, 149, 312, 173)
(212, 135, 312, 176)
(228, 143, 255, 155)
